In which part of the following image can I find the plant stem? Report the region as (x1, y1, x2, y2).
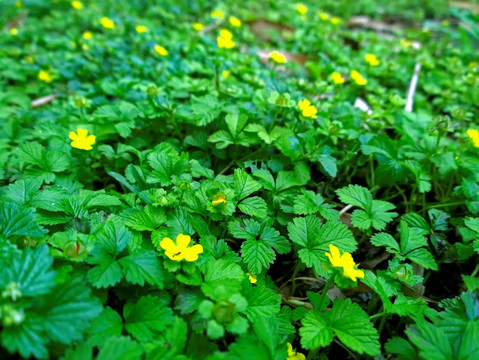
(369, 311, 387, 320)
(291, 262, 301, 295)
(318, 272, 336, 310)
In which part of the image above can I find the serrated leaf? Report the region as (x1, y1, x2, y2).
(238, 196, 268, 218)
(119, 250, 164, 287)
(97, 336, 144, 360)
(300, 311, 334, 349)
(122, 205, 167, 231)
(234, 169, 262, 201)
(0, 202, 47, 240)
(243, 285, 281, 322)
(87, 248, 123, 288)
(124, 295, 174, 342)
(87, 307, 123, 347)
(370, 232, 400, 253)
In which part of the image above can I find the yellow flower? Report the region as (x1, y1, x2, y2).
(287, 343, 306, 360)
(330, 16, 340, 25)
(319, 12, 330, 21)
(212, 195, 227, 206)
(229, 16, 242, 27)
(298, 99, 318, 119)
(10, 28, 18, 36)
(154, 45, 168, 56)
(71, 1, 83, 10)
(325, 244, 364, 282)
(38, 70, 53, 83)
(219, 29, 233, 40)
(365, 53, 380, 66)
(351, 70, 367, 86)
(269, 50, 287, 64)
(331, 72, 345, 84)
(82, 31, 92, 40)
(400, 39, 412, 48)
(15, 1, 23, 8)
(69, 128, 95, 150)
(247, 273, 257, 284)
(211, 10, 225, 19)
(467, 129, 479, 147)
(192, 22, 204, 31)
(296, 4, 308, 15)
(160, 234, 203, 262)
(222, 70, 231, 79)
(99, 17, 115, 29)
(136, 25, 148, 34)
(217, 30, 235, 49)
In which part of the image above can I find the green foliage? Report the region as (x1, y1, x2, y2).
(0, 0, 478, 358)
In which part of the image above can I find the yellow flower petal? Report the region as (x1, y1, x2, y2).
(184, 244, 203, 262)
(176, 234, 191, 250)
(69, 132, 79, 141)
(160, 237, 176, 253)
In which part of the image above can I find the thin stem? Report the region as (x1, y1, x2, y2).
(291, 262, 302, 295)
(369, 311, 387, 320)
(318, 272, 336, 311)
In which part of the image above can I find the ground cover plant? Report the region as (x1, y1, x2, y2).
(1, 0, 479, 359)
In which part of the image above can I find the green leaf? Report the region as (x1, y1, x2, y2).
(238, 196, 268, 218)
(288, 216, 357, 273)
(243, 285, 281, 322)
(87, 248, 123, 288)
(0, 202, 47, 240)
(406, 322, 453, 360)
(97, 221, 133, 256)
(385, 337, 418, 360)
(0, 245, 56, 296)
(119, 250, 164, 287)
(324, 299, 380, 356)
(122, 205, 167, 231)
(370, 232, 400, 253)
(97, 336, 144, 360)
(87, 307, 123, 347)
(241, 240, 276, 274)
(234, 169, 262, 201)
(300, 311, 334, 349)
(336, 185, 372, 209)
(191, 94, 221, 126)
(124, 295, 174, 342)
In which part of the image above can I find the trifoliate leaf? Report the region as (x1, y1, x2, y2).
(97, 220, 133, 256)
(300, 310, 334, 349)
(124, 295, 174, 342)
(234, 169, 262, 201)
(87, 248, 123, 288)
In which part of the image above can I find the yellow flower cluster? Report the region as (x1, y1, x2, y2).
(135, 25, 148, 34)
(296, 4, 308, 15)
(325, 244, 364, 282)
(269, 50, 287, 64)
(192, 22, 204, 31)
(365, 53, 380, 66)
(319, 12, 340, 24)
(298, 99, 318, 119)
(217, 29, 235, 49)
(71, 1, 83, 10)
(82, 31, 92, 40)
(331, 72, 345, 84)
(211, 10, 225, 19)
(38, 70, 53, 83)
(351, 70, 367, 86)
(154, 45, 168, 56)
(467, 129, 479, 147)
(69, 128, 96, 150)
(10, 28, 18, 36)
(287, 343, 306, 360)
(99, 17, 115, 29)
(160, 234, 203, 262)
(229, 16, 242, 27)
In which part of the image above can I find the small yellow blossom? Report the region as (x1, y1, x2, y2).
(467, 129, 479, 147)
(325, 244, 364, 282)
(38, 70, 53, 83)
(351, 70, 367, 86)
(298, 99, 318, 119)
(229, 16, 242, 27)
(15, 1, 23, 8)
(269, 50, 287, 64)
(287, 343, 306, 360)
(71, 1, 83, 10)
(247, 273, 257, 284)
(296, 4, 308, 15)
(365, 53, 380, 66)
(319, 12, 330, 21)
(154, 45, 168, 56)
(69, 128, 96, 150)
(331, 72, 345, 84)
(212, 195, 227, 206)
(135, 25, 148, 34)
(400, 39, 412, 48)
(330, 16, 340, 25)
(82, 31, 92, 40)
(217, 30, 235, 49)
(10, 28, 18, 36)
(99, 17, 115, 30)
(222, 70, 231, 79)
(192, 22, 204, 31)
(160, 234, 203, 262)
(211, 10, 225, 19)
